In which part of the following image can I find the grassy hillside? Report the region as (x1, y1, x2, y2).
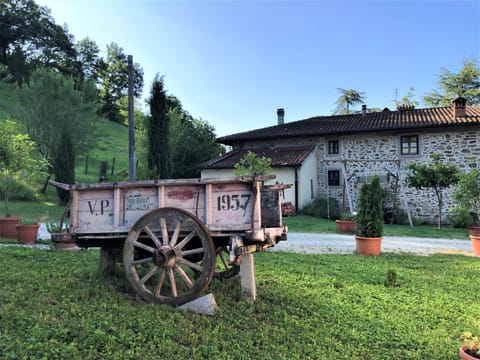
(0, 81, 130, 184)
(75, 119, 129, 183)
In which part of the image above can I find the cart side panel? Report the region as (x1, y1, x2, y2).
(208, 183, 253, 230)
(75, 189, 115, 231)
(261, 189, 282, 228)
(122, 187, 159, 229)
(163, 185, 206, 222)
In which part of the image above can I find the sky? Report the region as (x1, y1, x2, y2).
(35, 0, 480, 137)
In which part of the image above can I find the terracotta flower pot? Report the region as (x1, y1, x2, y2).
(470, 235, 480, 257)
(355, 235, 382, 256)
(459, 344, 480, 360)
(0, 217, 21, 239)
(468, 226, 480, 237)
(16, 224, 40, 245)
(51, 233, 77, 250)
(336, 220, 357, 233)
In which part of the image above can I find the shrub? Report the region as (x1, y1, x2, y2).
(447, 206, 473, 228)
(303, 194, 340, 220)
(356, 175, 383, 237)
(0, 175, 38, 201)
(234, 151, 271, 177)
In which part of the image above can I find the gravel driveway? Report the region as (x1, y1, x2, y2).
(272, 233, 472, 255)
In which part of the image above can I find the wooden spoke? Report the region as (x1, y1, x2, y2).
(180, 247, 205, 257)
(177, 257, 203, 272)
(133, 257, 152, 266)
(140, 265, 159, 286)
(154, 269, 166, 296)
(219, 249, 229, 268)
(174, 264, 193, 289)
(144, 225, 162, 248)
(133, 241, 156, 253)
(175, 230, 197, 251)
(160, 217, 169, 245)
(214, 246, 240, 279)
(169, 221, 182, 247)
(168, 268, 177, 297)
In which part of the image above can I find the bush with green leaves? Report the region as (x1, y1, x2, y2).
(0, 175, 38, 202)
(356, 175, 383, 237)
(448, 205, 474, 228)
(453, 169, 480, 226)
(303, 194, 341, 220)
(0, 120, 46, 216)
(234, 151, 271, 177)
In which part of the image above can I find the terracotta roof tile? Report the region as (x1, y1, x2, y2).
(200, 145, 316, 170)
(218, 105, 480, 145)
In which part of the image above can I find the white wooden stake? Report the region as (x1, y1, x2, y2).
(239, 253, 257, 302)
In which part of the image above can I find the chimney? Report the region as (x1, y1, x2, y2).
(452, 96, 467, 118)
(361, 104, 367, 116)
(277, 108, 285, 125)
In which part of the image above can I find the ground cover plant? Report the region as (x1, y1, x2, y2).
(1, 247, 479, 359)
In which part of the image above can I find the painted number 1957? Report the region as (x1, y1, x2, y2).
(217, 194, 251, 215)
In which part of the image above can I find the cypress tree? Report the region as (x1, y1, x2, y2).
(147, 75, 170, 179)
(54, 128, 75, 205)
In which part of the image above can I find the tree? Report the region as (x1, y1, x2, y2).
(333, 88, 366, 114)
(15, 68, 100, 200)
(98, 42, 143, 123)
(423, 58, 480, 106)
(356, 175, 383, 238)
(0, 0, 77, 83)
(405, 154, 460, 229)
(146, 75, 170, 179)
(170, 117, 224, 178)
(53, 127, 75, 204)
(0, 120, 45, 216)
(75, 37, 105, 82)
(395, 87, 419, 108)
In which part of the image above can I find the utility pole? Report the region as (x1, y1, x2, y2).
(128, 55, 136, 181)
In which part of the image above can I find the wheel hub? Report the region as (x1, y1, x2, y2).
(152, 245, 177, 268)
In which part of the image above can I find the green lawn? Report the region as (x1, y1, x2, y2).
(284, 214, 469, 239)
(0, 247, 478, 359)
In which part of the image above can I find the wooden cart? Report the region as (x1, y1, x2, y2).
(51, 175, 288, 306)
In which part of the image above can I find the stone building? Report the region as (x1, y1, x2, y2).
(201, 98, 480, 224)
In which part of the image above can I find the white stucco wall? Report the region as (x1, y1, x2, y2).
(295, 150, 317, 210)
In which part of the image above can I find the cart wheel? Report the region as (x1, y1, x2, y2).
(123, 207, 215, 306)
(214, 246, 240, 279)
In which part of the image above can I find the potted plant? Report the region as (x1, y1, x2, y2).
(16, 214, 48, 245)
(0, 120, 46, 238)
(453, 169, 480, 256)
(355, 175, 383, 256)
(336, 212, 357, 233)
(47, 222, 76, 250)
(460, 332, 480, 359)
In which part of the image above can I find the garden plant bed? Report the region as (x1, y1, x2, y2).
(1, 247, 479, 359)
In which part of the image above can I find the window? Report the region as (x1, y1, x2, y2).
(328, 140, 339, 155)
(328, 170, 340, 186)
(400, 135, 419, 155)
